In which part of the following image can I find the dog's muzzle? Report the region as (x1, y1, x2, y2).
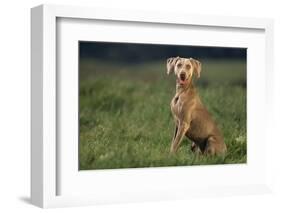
(180, 73, 186, 81)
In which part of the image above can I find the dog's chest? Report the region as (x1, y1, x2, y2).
(171, 94, 184, 116)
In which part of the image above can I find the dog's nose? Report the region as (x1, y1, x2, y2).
(180, 73, 186, 80)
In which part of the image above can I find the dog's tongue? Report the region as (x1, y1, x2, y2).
(179, 79, 187, 85)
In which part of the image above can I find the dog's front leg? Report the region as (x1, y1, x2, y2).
(170, 122, 189, 153)
(173, 125, 178, 140)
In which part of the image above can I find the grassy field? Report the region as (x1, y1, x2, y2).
(79, 59, 247, 170)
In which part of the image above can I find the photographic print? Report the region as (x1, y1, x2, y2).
(79, 42, 246, 170)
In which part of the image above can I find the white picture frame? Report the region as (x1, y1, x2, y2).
(31, 4, 274, 208)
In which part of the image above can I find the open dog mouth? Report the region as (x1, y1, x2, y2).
(178, 74, 187, 85)
(178, 78, 188, 85)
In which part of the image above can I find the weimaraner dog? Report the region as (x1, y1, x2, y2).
(167, 57, 227, 155)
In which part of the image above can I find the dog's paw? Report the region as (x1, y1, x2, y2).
(191, 142, 197, 152)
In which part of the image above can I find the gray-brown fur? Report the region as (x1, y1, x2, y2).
(167, 57, 227, 155)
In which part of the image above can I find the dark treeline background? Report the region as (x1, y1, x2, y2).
(79, 41, 246, 63)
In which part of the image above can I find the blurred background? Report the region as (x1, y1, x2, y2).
(79, 41, 247, 170)
(80, 41, 246, 62)
(80, 41, 246, 87)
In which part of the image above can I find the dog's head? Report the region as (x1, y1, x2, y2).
(166, 57, 201, 86)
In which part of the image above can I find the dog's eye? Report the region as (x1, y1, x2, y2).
(177, 63, 182, 68)
(186, 64, 191, 69)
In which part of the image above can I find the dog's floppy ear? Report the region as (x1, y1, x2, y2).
(166, 57, 179, 75)
(190, 58, 202, 78)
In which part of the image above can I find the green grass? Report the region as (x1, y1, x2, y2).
(79, 59, 247, 170)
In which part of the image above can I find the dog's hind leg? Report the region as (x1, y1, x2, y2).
(204, 136, 226, 156)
